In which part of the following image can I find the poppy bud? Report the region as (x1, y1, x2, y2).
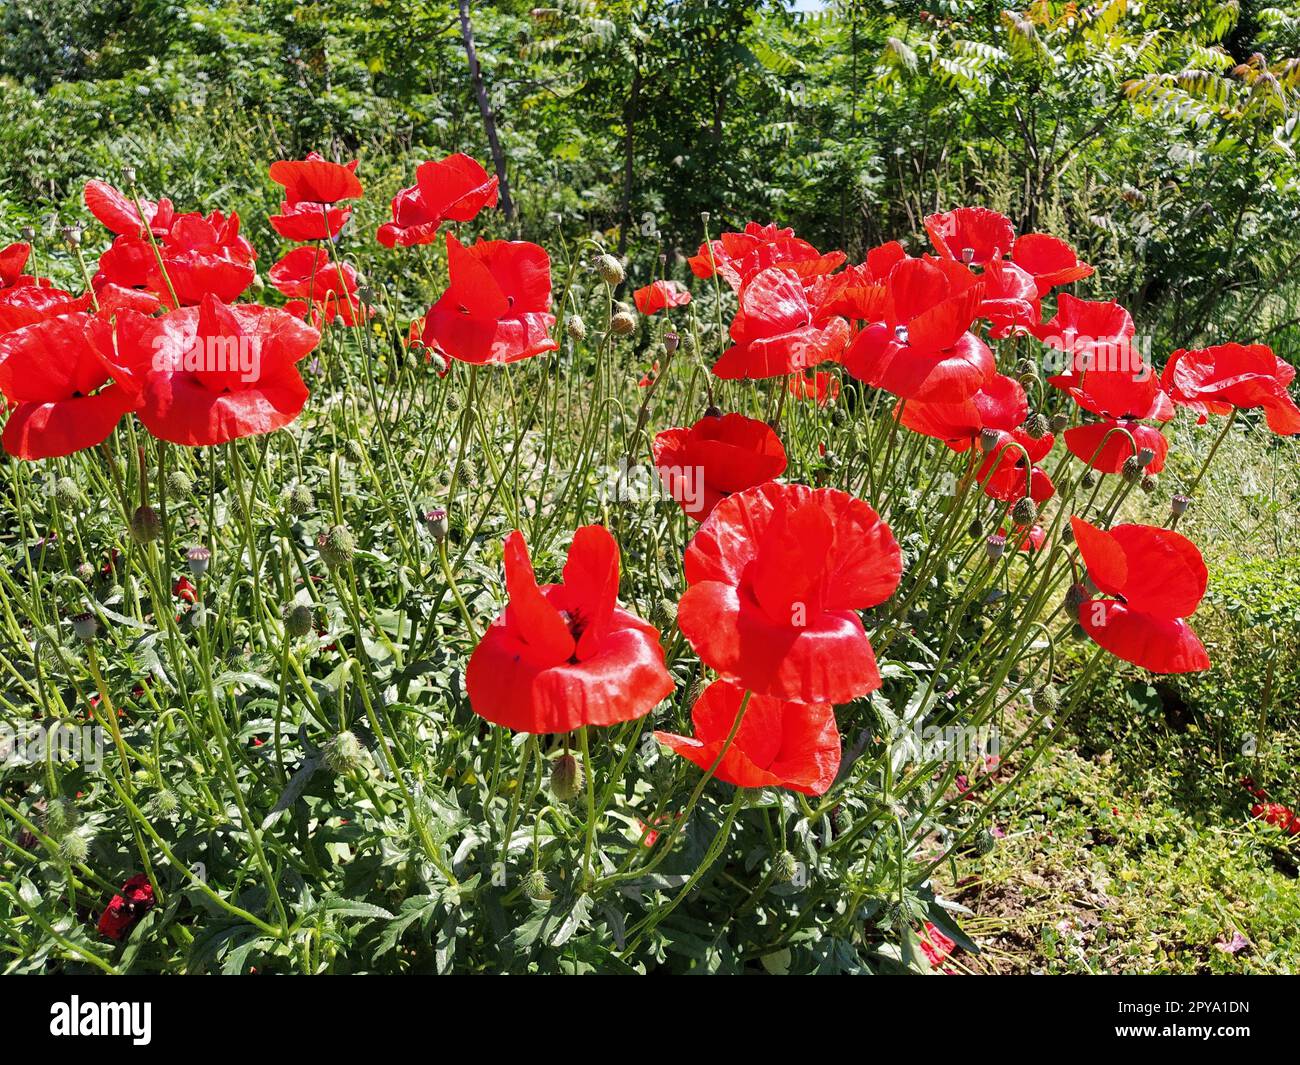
(1081, 471, 1097, 488)
(317, 524, 356, 569)
(445, 393, 461, 412)
(53, 476, 83, 509)
(1033, 684, 1061, 713)
(651, 597, 677, 629)
(565, 314, 587, 341)
(76, 562, 95, 583)
(1064, 583, 1087, 612)
(58, 829, 90, 864)
(1171, 494, 1191, 516)
(968, 517, 984, 538)
(1062, 522, 1075, 543)
(44, 797, 79, 837)
(976, 829, 997, 856)
(322, 730, 367, 775)
(282, 602, 313, 638)
(774, 850, 800, 882)
(286, 483, 314, 516)
(985, 534, 1006, 560)
(978, 427, 1001, 454)
(681, 332, 698, 354)
(186, 545, 211, 577)
(165, 469, 193, 497)
(549, 753, 585, 801)
(830, 407, 846, 426)
(1140, 473, 1158, 494)
(129, 504, 161, 545)
(71, 611, 98, 642)
(1070, 621, 1087, 641)
(152, 788, 179, 817)
(423, 506, 449, 542)
(704, 404, 722, 419)
(345, 439, 366, 464)
(663, 331, 680, 353)
(524, 868, 554, 902)
(1010, 496, 1037, 526)
(611, 311, 637, 336)
(1121, 456, 1143, 484)
(1049, 412, 1070, 433)
(595, 254, 625, 286)
(1023, 413, 1050, 440)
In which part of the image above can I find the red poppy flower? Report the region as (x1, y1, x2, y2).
(688, 222, 795, 286)
(422, 234, 558, 366)
(633, 280, 692, 315)
(678, 482, 902, 703)
(0, 313, 136, 459)
(899, 373, 1027, 450)
(920, 921, 958, 970)
(808, 263, 889, 323)
(978, 428, 1055, 503)
(0, 281, 92, 336)
(97, 874, 155, 941)
(269, 152, 362, 205)
(112, 294, 320, 446)
(655, 680, 841, 795)
(787, 369, 841, 406)
(1011, 233, 1093, 295)
(465, 525, 674, 733)
(1161, 343, 1300, 436)
(1064, 418, 1168, 475)
(713, 266, 850, 379)
(173, 577, 197, 603)
(269, 247, 359, 301)
(925, 207, 1015, 266)
(1001, 524, 1046, 552)
(95, 282, 162, 319)
(842, 256, 993, 402)
(652, 412, 787, 521)
(978, 259, 1040, 337)
(1070, 516, 1209, 674)
(1039, 295, 1170, 421)
(84, 180, 175, 237)
(96, 211, 257, 307)
(0, 242, 31, 288)
(270, 199, 351, 242)
(1251, 802, 1300, 836)
(376, 154, 499, 247)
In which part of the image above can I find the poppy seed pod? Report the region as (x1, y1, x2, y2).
(423, 506, 449, 542)
(186, 545, 211, 578)
(282, 602, 313, 638)
(1023, 412, 1050, 440)
(1171, 494, 1191, 516)
(1010, 496, 1038, 526)
(60, 225, 81, 248)
(979, 427, 1001, 454)
(317, 525, 356, 568)
(1049, 412, 1070, 433)
(71, 611, 98, 642)
(550, 753, 585, 801)
(610, 310, 637, 336)
(595, 253, 625, 286)
(322, 731, 367, 775)
(21, 225, 36, 241)
(1136, 447, 1155, 466)
(961, 247, 976, 265)
(663, 331, 680, 353)
(53, 476, 82, 509)
(985, 534, 1007, 560)
(122, 165, 137, 186)
(565, 314, 587, 341)
(165, 469, 193, 497)
(129, 504, 161, 545)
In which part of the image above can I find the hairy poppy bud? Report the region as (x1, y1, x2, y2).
(1023, 412, 1050, 440)
(565, 314, 587, 341)
(76, 562, 95, 583)
(186, 545, 211, 578)
(317, 524, 355, 568)
(549, 753, 584, 801)
(52, 476, 82, 510)
(774, 850, 800, 883)
(978, 427, 1001, 454)
(322, 730, 367, 775)
(1049, 412, 1069, 433)
(1062, 522, 1075, 543)
(44, 797, 79, 837)
(611, 310, 637, 336)
(1064, 583, 1087, 612)
(71, 611, 98, 642)
(680, 332, 698, 355)
(704, 404, 723, 419)
(427, 349, 449, 375)
(1171, 494, 1191, 516)
(58, 829, 90, 864)
(985, 534, 1006, 560)
(1033, 684, 1061, 713)
(595, 254, 625, 286)
(445, 393, 461, 412)
(524, 868, 554, 902)
(345, 439, 366, 464)
(153, 788, 179, 817)
(286, 483, 313, 516)
(129, 504, 161, 545)
(283, 602, 313, 638)
(976, 829, 997, 856)
(1121, 456, 1144, 484)
(165, 469, 193, 497)
(1010, 496, 1037, 526)
(1081, 471, 1097, 488)
(423, 506, 449, 542)
(1140, 473, 1158, 494)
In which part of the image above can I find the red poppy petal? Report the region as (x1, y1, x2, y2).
(1107, 524, 1207, 617)
(502, 532, 575, 665)
(2, 388, 134, 459)
(1078, 600, 1209, 674)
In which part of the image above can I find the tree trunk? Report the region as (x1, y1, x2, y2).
(458, 0, 516, 223)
